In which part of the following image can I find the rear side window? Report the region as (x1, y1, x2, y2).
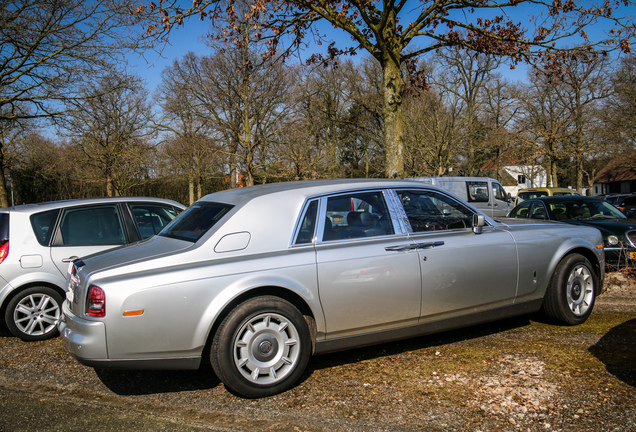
(159, 202, 233, 242)
(30, 209, 59, 246)
(59, 205, 126, 246)
(322, 191, 394, 241)
(129, 203, 182, 240)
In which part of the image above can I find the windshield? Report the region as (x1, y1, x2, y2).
(159, 202, 233, 242)
(547, 199, 627, 221)
(517, 191, 548, 204)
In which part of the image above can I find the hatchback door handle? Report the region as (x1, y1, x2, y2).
(62, 256, 80, 263)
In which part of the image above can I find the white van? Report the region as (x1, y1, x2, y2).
(408, 176, 513, 217)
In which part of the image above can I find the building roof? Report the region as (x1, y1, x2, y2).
(594, 153, 636, 183)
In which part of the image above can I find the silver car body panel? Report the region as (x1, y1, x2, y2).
(58, 180, 605, 369)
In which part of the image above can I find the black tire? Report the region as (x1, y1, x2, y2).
(543, 253, 597, 325)
(211, 296, 311, 398)
(5, 286, 64, 341)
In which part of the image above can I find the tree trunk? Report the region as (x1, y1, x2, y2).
(188, 175, 195, 205)
(106, 173, 114, 197)
(0, 149, 8, 207)
(381, 58, 405, 178)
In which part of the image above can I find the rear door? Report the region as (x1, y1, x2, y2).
(315, 190, 422, 338)
(49, 204, 127, 276)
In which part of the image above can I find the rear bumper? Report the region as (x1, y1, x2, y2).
(58, 300, 108, 361)
(58, 301, 200, 370)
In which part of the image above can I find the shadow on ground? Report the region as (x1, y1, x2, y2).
(95, 367, 221, 395)
(589, 318, 636, 388)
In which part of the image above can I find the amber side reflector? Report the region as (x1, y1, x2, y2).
(123, 310, 144, 317)
(597, 245, 604, 249)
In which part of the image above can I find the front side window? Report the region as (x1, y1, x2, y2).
(322, 191, 394, 241)
(466, 181, 489, 202)
(492, 182, 508, 201)
(159, 202, 233, 242)
(129, 204, 182, 240)
(60, 205, 125, 246)
(398, 190, 474, 232)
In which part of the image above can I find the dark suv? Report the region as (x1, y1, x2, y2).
(0, 197, 184, 341)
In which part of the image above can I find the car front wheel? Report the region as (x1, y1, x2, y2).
(211, 296, 312, 398)
(543, 253, 597, 325)
(5, 286, 63, 341)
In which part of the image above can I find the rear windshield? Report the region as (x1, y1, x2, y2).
(159, 202, 233, 242)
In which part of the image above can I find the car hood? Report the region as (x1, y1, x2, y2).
(564, 218, 636, 236)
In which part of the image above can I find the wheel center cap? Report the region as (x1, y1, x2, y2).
(259, 340, 273, 355)
(572, 283, 582, 299)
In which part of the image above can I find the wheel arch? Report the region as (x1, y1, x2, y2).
(565, 246, 604, 295)
(202, 286, 319, 364)
(0, 281, 66, 318)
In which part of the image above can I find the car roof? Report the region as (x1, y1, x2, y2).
(523, 196, 602, 203)
(200, 179, 439, 204)
(2, 197, 185, 214)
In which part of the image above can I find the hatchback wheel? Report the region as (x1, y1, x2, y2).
(211, 296, 312, 398)
(5, 286, 63, 341)
(543, 253, 597, 325)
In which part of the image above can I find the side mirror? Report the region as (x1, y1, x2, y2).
(473, 214, 485, 234)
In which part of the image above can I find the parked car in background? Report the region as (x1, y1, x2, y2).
(604, 193, 632, 210)
(0, 197, 184, 341)
(508, 196, 636, 265)
(59, 180, 604, 398)
(408, 177, 513, 217)
(613, 194, 636, 218)
(514, 187, 580, 206)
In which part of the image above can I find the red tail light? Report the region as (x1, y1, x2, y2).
(87, 285, 105, 317)
(0, 240, 8, 264)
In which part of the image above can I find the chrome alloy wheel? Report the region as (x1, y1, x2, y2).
(12, 292, 61, 337)
(566, 264, 594, 317)
(233, 312, 301, 385)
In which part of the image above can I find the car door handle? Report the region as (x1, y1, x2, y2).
(414, 241, 444, 249)
(385, 241, 444, 252)
(385, 244, 418, 251)
(62, 256, 80, 263)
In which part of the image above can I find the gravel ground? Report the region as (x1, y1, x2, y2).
(0, 272, 635, 432)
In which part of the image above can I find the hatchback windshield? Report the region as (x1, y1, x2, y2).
(159, 202, 233, 242)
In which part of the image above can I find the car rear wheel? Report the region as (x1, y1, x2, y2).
(543, 253, 597, 325)
(5, 286, 63, 341)
(211, 296, 311, 398)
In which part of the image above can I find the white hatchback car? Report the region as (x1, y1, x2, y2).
(0, 197, 184, 341)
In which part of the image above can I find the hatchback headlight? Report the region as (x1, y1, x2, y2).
(607, 235, 619, 246)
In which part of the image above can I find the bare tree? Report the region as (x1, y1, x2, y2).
(404, 87, 464, 177)
(554, 55, 612, 191)
(60, 74, 155, 196)
(138, 0, 636, 179)
(433, 47, 502, 176)
(156, 68, 219, 204)
(518, 69, 570, 186)
(0, 0, 148, 206)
